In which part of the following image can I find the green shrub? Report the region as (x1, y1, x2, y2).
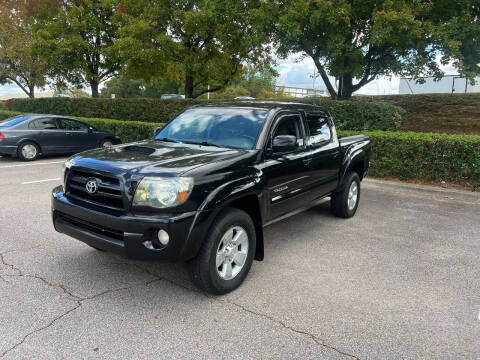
(78, 117, 161, 143)
(339, 130, 480, 190)
(8, 97, 405, 131)
(0, 110, 25, 120)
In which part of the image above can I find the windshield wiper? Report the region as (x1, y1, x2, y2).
(184, 140, 225, 148)
(156, 137, 180, 143)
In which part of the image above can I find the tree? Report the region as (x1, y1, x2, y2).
(434, 0, 480, 80)
(0, 1, 55, 98)
(34, 0, 123, 97)
(100, 76, 182, 98)
(100, 76, 144, 98)
(267, 0, 480, 99)
(117, 0, 270, 98)
(232, 66, 278, 98)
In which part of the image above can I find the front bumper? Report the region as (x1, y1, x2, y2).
(51, 186, 211, 261)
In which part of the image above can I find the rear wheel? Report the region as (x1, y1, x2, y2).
(18, 142, 40, 161)
(331, 172, 361, 218)
(187, 208, 256, 295)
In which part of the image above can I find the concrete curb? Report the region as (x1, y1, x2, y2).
(363, 178, 480, 203)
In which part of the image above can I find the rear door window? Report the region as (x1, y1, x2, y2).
(305, 113, 332, 145)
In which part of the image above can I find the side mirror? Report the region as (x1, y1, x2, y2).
(88, 126, 94, 133)
(154, 126, 163, 135)
(272, 135, 297, 152)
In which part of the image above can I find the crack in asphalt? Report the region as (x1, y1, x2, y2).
(0, 253, 22, 276)
(131, 263, 360, 360)
(2, 251, 359, 359)
(0, 277, 161, 358)
(0, 250, 162, 358)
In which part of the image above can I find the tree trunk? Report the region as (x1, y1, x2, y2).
(90, 80, 99, 98)
(312, 57, 337, 99)
(184, 72, 194, 99)
(337, 74, 354, 100)
(28, 86, 35, 99)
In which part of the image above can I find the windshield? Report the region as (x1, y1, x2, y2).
(0, 115, 36, 128)
(155, 107, 268, 150)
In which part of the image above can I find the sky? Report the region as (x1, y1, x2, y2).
(274, 53, 459, 96)
(0, 53, 460, 98)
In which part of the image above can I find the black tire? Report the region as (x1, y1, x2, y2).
(187, 208, 256, 295)
(331, 171, 361, 218)
(100, 138, 114, 148)
(17, 141, 40, 161)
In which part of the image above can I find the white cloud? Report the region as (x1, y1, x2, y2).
(0, 83, 23, 96)
(276, 54, 323, 89)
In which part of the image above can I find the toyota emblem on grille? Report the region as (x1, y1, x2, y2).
(85, 178, 99, 194)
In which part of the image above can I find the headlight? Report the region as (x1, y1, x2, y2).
(133, 177, 194, 208)
(62, 159, 75, 187)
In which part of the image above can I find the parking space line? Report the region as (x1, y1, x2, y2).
(0, 161, 64, 169)
(21, 178, 61, 185)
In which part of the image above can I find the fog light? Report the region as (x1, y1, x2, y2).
(157, 230, 170, 246)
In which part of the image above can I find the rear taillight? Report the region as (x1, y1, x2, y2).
(0, 132, 5, 140)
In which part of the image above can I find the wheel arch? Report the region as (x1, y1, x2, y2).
(100, 136, 114, 146)
(225, 194, 264, 261)
(17, 139, 43, 156)
(337, 148, 368, 192)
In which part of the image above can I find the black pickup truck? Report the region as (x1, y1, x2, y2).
(52, 102, 371, 294)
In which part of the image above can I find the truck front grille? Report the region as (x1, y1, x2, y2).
(66, 169, 125, 211)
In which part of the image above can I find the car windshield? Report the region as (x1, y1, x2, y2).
(155, 107, 268, 150)
(0, 115, 36, 128)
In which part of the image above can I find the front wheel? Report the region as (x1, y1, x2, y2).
(331, 172, 361, 218)
(187, 208, 256, 295)
(100, 139, 114, 148)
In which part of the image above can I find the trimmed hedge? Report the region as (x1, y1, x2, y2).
(2, 109, 477, 190)
(0, 110, 161, 143)
(7, 97, 405, 131)
(339, 130, 480, 190)
(0, 110, 23, 120)
(80, 117, 160, 143)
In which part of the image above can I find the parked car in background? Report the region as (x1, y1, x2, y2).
(52, 102, 371, 294)
(234, 96, 255, 100)
(0, 114, 121, 161)
(53, 93, 71, 98)
(161, 94, 185, 99)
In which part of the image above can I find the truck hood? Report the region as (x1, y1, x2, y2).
(71, 140, 248, 176)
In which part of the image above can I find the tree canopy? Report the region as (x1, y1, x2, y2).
(100, 76, 182, 98)
(117, 0, 270, 98)
(34, 0, 122, 97)
(0, 0, 57, 98)
(266, 0, 480, 99)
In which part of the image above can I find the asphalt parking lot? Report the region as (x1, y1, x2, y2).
(0, 155, 479, 359)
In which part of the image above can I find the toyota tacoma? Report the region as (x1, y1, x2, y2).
(52, 102, 371, 294)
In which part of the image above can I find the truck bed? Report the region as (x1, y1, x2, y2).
(339, 134, 369, 147)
